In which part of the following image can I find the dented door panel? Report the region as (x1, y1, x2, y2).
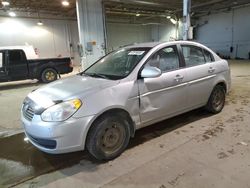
(138, 69, 188, 125)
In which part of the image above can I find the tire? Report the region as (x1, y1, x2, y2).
(86, 113, 131, 161)
(41, 68, 58, 83)
(206, 85, 226, 114)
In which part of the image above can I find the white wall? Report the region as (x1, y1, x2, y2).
(107, 23, 152, 51)
(106, 22, 179, 51)
(0, 16, 179, 67)
(0, 17, 80, 64)
(196, 6, 250, 59)
(151, 22, 178, 42)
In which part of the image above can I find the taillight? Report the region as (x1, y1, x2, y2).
(69, 60, 73, 68)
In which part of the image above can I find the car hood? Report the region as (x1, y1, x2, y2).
(27, 75, 119, 109)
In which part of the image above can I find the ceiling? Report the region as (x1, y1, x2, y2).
(104, 0, 250, 23)
(0, 0, 250, 21)
(0, 0, 77, 19)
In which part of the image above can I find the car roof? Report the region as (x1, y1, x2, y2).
(124, 42, 162, 48)
(124, 40, 205, 49)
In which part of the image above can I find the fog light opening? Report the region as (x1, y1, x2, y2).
(24, 137, 29, 143)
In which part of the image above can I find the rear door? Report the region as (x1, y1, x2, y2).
(138, 45, 188, 125)
(181, 45, 216, 108)
(8, 50, 29, 80)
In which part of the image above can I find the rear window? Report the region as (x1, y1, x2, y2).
(9, 50, 22, 62)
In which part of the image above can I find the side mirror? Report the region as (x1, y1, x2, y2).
(140, 66, 162, 78)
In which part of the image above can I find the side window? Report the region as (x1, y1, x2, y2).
(9, 50, 23, 63)
(0, 52, 3, 68)
(146, 46, 179, 72)
(182, 46, 206, 67)
(203, 49, 214, 63)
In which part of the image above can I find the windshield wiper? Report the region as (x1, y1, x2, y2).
(84, 73, 110, 79)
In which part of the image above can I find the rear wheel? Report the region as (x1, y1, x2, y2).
(86, 113, 130, 161)
(41, 68, 58, 83)
(206, 85, 226, 114)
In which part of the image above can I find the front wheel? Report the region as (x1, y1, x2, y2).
(206, 85, 226, 114)
(86, 114, 130, 161)
(41, 68, 58, 83)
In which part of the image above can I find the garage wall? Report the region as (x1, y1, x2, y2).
(196, 6, 250, 59)
(151, 22, 178, 42)
(106, 23, 152, 51)
(0, 17, 80, 64)
(106, 22, 179, 51)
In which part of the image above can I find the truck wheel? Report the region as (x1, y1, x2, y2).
(41, 68, 58, 83)
(86, 113, 130, 161)
(206, 85, 225, 114)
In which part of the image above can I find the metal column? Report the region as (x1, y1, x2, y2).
(183, 0, 191, 40)
(76, 0, 106, 69)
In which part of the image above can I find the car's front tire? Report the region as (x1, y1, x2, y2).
(86, 113, 130, 161)
(206, 85, 226, 114)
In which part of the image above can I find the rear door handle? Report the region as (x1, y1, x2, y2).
(208, 67, 215, 73)
(174, 74, 184, 82)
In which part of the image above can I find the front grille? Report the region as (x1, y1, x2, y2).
(23, 105, 35, 121)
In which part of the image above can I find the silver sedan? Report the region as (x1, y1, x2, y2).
(21, 41, 231, 160)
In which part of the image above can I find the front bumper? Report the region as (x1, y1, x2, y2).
(21, 114, 94, 154)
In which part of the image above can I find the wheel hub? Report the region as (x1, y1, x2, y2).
(99, 122, 125, 154)
(212, 89, 223, 108)
(45, 71, 55, 81)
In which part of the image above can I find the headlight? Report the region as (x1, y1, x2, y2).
(41, 99, 82, 122)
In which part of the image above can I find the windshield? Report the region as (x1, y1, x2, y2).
(84, 47, 151, 80)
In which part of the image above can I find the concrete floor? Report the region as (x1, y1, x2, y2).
(0, 60, 250, 188)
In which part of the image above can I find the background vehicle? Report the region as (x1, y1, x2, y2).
(0, 47, 73, 83)
(21, 41, 231, 161)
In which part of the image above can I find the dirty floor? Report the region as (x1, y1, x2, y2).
(0, 61, 250, 188)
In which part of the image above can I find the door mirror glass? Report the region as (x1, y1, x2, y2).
(141, 66, 162, 78)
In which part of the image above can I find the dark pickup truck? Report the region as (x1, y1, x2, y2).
(0, 49, 73, 83)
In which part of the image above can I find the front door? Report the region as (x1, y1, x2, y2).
(138, 45, 188, 125)
(8, 50, 28, 80)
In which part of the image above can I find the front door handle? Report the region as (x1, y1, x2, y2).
(208, 67, 216, 73)
(174, 74, 184, 82)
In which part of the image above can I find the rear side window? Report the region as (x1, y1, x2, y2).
(0, 52, 3, 68)
(182, 45, 206, 67)
(9, 50, 24, 62)
(203, 49, 214, 62)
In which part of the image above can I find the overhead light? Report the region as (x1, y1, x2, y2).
(170, 18, 177, 25)
(37, 21, 43, 26)
(9, 12, 16, 17)
(2, 1, 10, 6)
(136, 13, 141, 17)
(62, 0, 70, 6)
(166, 16, 171, 19)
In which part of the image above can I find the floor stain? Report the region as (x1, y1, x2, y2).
(217, 152, 229, 159)
(0, 133, 89, 187)
(168, 173, 185, 186)
(201, 120, 224, 141)
(227, 149, 236, 155)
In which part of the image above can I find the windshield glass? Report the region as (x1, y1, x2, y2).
(84, 47, 151, 80)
